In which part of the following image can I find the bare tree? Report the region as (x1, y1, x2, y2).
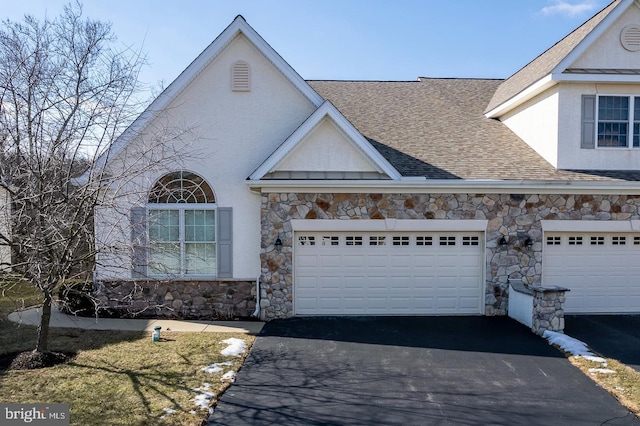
(0, 3, 186, 357)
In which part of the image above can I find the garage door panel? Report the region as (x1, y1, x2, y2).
(341, 255, 364, 267)
(460, 297, 482, 308)
(295, 231, 483, 315)
(320, 277, 342, 289)
(436, 297, 457, 309)
(413, 297, 435, 309)
(319, 255, 341, 268)
(296, 277, 317, 289)
(296, 255, 318, 268)
(543, 232, 640, 314)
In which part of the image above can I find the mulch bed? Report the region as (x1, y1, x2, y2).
(0, 350, 76, 371)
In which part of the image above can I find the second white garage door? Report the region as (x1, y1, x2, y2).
(543, 232, 640, 313)
(294, 232, 484, 315)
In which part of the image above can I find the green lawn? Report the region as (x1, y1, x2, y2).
(0, 277, 255, 426)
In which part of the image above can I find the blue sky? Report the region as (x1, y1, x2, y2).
(4, 1, 612, 89)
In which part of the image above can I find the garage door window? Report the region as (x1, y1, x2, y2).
(298, 236, 316, 246)
(346, 236, 363, 246)
(463, 236, 479, 246)
(416, 236, 433, 246)
(612, 236, 626, 245)
(369, 236, 387, 246)
(322, 236, 339, 246)
(393, 236, 410, 246)
(568, 236, 583, 245)
(440, 236, 456, 246)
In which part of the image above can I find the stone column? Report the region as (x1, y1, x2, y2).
(530, 286, 570, 335)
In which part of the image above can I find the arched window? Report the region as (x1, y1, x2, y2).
(147, 171, 217, 276)
(148, 171, 215, 203)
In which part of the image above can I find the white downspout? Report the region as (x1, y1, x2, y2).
(252, 276, 261, 318)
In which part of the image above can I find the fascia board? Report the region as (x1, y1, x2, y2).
(553, 72, 640, 83)
(83, 16, 323, 182)
(247, 178, 640, 194)
(249, 101, 402, 180)
(485, 76, 556, 118)
(553, 0, 633, 75)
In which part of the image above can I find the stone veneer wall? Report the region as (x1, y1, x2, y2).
(96, 280, 256, 319)
(531, 286, 568, 335)
(260, 192, 640, 320)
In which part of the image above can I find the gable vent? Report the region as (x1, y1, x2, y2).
(621, 25, 640, 52)
(232, 60, 250, 91)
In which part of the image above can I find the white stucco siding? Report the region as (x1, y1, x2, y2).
(0, 188, 10, 269)
(276, 117, 380, 172)
(557, 83, 640, 170)
(95, 33, 317, 280)
(570, 5, 640, 70)
(501, 87, 560, 167)
(94, 202, 131, 279)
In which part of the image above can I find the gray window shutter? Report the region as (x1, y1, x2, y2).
(130, 207, 147, 278)
(582, 95, 596, 149)
(217, 207, 233, 278)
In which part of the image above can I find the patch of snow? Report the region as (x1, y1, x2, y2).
(221, 338, 246, 357)
(202, 361, 233, 374)
(589, 368, 616, 374)
(221, 371, 236, 383)
(192, 383, 213, 392)
(189, 410, 197, 415)
(160, 407, 176, 419)
(542, 331, 594, 357)
(194, 391, 215, 410)
(577, 355, 607, 365)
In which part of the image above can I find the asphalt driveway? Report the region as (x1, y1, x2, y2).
(208, 316, 639, 425)
(565, 315, 640, 371)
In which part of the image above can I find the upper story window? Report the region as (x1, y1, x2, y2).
(596, 95, 640, 148)
(147, 171, 217, 276)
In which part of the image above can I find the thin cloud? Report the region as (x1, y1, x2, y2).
(541, 0, 598, 17)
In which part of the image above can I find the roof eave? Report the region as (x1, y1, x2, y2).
(247, 178, 640, 194)
(485, 75, 556, 119)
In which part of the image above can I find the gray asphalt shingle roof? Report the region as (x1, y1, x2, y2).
(485, 0, 620, 114)
(308, 78, 640, 181)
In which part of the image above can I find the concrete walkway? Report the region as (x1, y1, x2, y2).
(7, 304, 264, 334)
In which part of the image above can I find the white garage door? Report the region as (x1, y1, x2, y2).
(543, 233, 640, 313)
(294, 232, 484, 315)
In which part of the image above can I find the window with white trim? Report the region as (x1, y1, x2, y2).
(147, 171, 217, 276)
(597, 95, 640, 148)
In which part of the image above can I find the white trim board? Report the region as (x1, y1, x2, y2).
(291, 219, 488, 232)
(541, 219, 640, 232)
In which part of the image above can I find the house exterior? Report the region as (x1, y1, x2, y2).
(94, 0, 640, 321)
(0, 187, 9, 270)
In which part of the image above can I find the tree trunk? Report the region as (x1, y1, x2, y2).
(35, 290, 52, 353)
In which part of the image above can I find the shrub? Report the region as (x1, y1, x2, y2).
(58, 281, 95, 316)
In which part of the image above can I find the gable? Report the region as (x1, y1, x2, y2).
(83, 16, 323, 184)
(265, 117, 385, 179)
(250, 101, 401, 180)
(568, 2, 640, 71)
(486, 0, 625, 118)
